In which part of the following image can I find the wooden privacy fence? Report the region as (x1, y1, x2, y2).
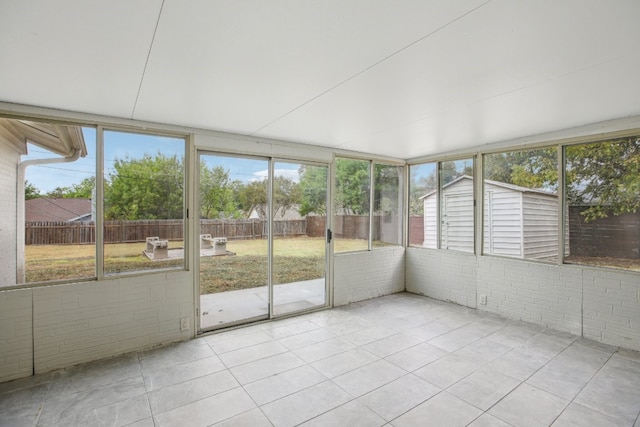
(25, 219, 308, 245)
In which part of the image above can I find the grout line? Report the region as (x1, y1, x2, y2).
(548, 348, 618, 425)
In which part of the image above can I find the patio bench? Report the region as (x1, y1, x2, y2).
(146, 236, 169, 259)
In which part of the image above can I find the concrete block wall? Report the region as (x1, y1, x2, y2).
(0, 288, 33, 382)
(406, 247, 640, 352)
(406, 248, 477, 308)
(333, 247, 405, 306)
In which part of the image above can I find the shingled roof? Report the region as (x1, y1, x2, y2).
(25, 198, 92, 222)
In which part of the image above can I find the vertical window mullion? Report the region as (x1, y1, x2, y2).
(558, 144, 565, 266)
(369, 160, 374, 251)
(436, 162, 442, 249)
(96, 126, 105, 280)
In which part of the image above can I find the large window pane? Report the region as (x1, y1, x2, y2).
(22, 123, 97, 283)
(334, 158, 370, 252)
(565, 136, 640, 271)
(373, 164, 403, 247)
(440, 159, 474, 252)
(103, 130, 185, 275)
(409, 162, 437, 248)
(484, 148, 559, 261)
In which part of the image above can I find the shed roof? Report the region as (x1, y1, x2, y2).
(420, 175, 557, 200)
(25, 198, 92, 222)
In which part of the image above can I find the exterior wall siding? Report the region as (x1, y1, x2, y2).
(522, 193, 559, 260)
(0, 142, 18, 287)
(422, 195, 437, 248)
(484, 184, 523, 257)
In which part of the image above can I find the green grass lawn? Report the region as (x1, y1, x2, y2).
(25, 237, 367, 292)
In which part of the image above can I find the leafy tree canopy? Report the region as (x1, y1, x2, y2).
(199, 164, 239, 219)
(237, 176, 302, 219)
(104, 153, 184, 220)
(46, 176, 96, 199)
(335, 158, 370, 215)
(25, 180, 41, 200)
(298, 165, 327, 217)
(566, 137, 640, 222)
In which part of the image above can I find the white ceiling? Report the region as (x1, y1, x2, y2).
(1, 0, 639, 159)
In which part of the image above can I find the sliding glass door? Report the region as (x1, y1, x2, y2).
(198, 154, 329, 332)
(272, 161, 328, 316)
(198, 153, 269, 330)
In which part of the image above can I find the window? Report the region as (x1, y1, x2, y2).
(483, 148, 559, 261)
(408, 162, 437, 248)
(564, 136, 640, 271)
(103, 130, 186, 275)
(373, 163, 403, 247)
(334, 158, 370, 252)
(14, 120, 188, 285)
(440, 159, 474, 252)
(21, 124, 97, 284)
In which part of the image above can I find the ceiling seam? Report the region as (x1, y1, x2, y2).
(130, 0, 166, 120)
(249, 0, 493, 137)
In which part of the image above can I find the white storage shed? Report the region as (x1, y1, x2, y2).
(422, 176, 560, 259)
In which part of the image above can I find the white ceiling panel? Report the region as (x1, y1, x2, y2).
(0, 0, 639, 159)
(132, 0, 487, 135)
(0, 0, 162, 118)
(255, 0, 640, 157)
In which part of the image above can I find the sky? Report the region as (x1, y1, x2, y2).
(24, 127, 301, 194)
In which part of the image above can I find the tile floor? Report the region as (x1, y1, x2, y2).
(1, 292, 640, 426)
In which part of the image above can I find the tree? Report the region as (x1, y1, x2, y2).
(237, 176, 301, 219)
(566, 137, 640, 222)
(335, 158, 370, 214)
(440, 160, 473, 186)
(374, 164, 400, 213)
(484, 148, 557, 191)
(274, 175, 302, 218)
(45, 177, 96, 199)
(199, 165, 238, 218)
(25, 180, 40, 200)
(409, 164, 437, 215)
(297, 165, 327, 216)
(238, 179, 268, 219)
(104, 153, 184, 220)
(65, 177, 95, 199)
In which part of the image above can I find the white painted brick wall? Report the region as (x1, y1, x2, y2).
(0, 288, 33, 382)
(33, 271, 193, 373)
(0, 143, 18, 287)
(333, 247, 405, 306)
(582, 269, 640, 351)
(406, 248, 477, 308)
(406, 247, 638, 351)
(477, 257, 582, 336)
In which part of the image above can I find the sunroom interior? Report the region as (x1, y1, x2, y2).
(1, 1, 639, 426)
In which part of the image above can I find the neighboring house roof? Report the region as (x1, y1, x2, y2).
(420, 175, 557, 199)
(26, 198, 92, 222)
(248, 204, 304, 220)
